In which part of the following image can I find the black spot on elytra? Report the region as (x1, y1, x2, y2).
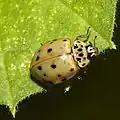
(53, 39, 57, 41)
(57, 74, 61, 77)
(81, 45, 83, 47)
(74, 44, 78, 49)
(63, 39, 67, 41)
(77, 41, 80, 43)
(38, 49, 40, 52)
(82, 63, 86, 66)
(77, 48, 82, 51)
(76, 58, 81, 61)
(51, 64, 56, 69)
(36, 56, 40, 61)
(47, 48, 52, 52)
(79, 53, 83, 57)
(50, 39, 57, 44)
(37, 66, 42, 70)
(83, 57, 86, 60)
(70, 68, 74, 71)
(61, 78, 66, 81)
(43, 73, 47, 76)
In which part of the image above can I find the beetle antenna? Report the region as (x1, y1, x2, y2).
(87, 27, 91, 35)
(75, 27, 91, 42)
(83, 27, 91, 42)
(93, 36, 99, 54)
(93, 36, 97, 48)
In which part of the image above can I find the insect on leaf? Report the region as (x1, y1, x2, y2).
(0, 0, 117, 117)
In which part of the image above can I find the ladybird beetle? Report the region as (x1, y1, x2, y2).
(30, 27, 98, 85)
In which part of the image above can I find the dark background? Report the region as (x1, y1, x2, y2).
(0, 1, 120, 120)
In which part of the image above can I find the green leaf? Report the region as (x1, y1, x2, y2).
(0, 0, 117, 117)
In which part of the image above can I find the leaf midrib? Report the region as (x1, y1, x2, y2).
(59, 0, 113, 46)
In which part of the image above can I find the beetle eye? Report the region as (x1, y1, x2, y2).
(91, 53, 96, 57)
(87, 46, 95, 53)
(87, 46, 97, 58)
